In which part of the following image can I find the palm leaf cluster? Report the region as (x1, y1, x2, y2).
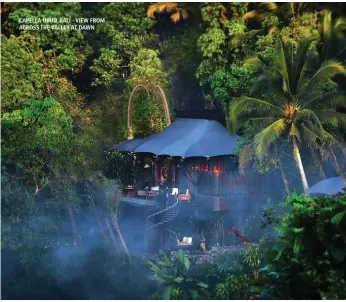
(230, 37, 346, 194)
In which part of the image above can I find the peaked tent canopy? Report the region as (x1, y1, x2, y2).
(110, 118, 240, 158)
(308, 177, 345, 195)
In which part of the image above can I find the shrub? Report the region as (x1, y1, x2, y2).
(215, 274, 250, 299)
(147, 249, 210, 300)
(251, 192, 346, 299)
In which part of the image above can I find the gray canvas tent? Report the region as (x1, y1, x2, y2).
(110, 118, 240, 158)
(308, 177, 345, 195)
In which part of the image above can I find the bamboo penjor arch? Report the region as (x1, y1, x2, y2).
(127, 85, 171, 140)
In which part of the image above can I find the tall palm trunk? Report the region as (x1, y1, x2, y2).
(277, 156, 291, 196)
(67, 203, 80, 247)
(112, 215, 131, 259)
(330, 149, 346, 186)
(292, 137, 309, 196)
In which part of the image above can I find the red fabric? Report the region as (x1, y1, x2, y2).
(200, 163, 209, 171)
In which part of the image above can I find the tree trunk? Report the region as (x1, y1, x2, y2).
(91, 202, 110, 244)
(112, 215, 131, 259)
(292, 138, 309, 196)
(277, 156, 291, 196)
(67, 203, 81, 247)
(330, 149, 346, 186)
(87, 183, 110, 244)
(106, 218, 117, 248)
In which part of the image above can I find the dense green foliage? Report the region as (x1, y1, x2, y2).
(1, 35, 43, 111)
(1, 2, 346, 300)
(252, 192, 346, 299)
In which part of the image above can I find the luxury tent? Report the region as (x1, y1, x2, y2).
(110, 118, 240, 157)
(308, 177, 345, 196)
(109, 118, 274, 209)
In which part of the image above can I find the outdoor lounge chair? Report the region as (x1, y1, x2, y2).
(178, 189, 191, 201)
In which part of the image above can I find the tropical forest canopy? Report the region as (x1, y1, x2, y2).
(1, 2, 346, 300)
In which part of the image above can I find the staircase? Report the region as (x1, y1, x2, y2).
(146, 196, 180, 250)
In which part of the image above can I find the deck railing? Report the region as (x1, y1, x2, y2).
(188, 170, 273, 198)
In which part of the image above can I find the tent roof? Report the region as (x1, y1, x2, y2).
(308, 176, 345, 195)
(110, 118, 240, 158)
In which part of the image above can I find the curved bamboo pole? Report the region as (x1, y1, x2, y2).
(127, 85, 150, 140)
(154, 85, 171, 126)
(127, 84, 171, 140)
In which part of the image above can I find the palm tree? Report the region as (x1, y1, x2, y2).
(230, 38, 346, 195)
(239, 140, 291, 196)
(147, 2, 188, 23)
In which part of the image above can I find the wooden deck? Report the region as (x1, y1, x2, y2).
(121, 196, 156, 206)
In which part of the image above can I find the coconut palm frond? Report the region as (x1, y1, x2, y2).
(299, 124, 324, 146)
(315, 110, 346, 128)
(255, 118, 288, 159)
(275, 39, 293, 93)
(321, 129, 346, 151)
(327, 93, 346, 108)
(319, 10, 333, 44)
(334, 17, 346, 35)
(229, 97, 281, 132)
(301, 91, 346, 109)
(318, 10, 346, 61)
(290, 122, 301, 142)
(294, 38, 315, 93)
(249, 117, 279, 129)
(306, 60, 346, 90)
(269, 90, 292, 106)
(293, 109, 323, 130)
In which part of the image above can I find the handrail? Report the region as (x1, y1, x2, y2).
(166, 228, 178, 240)
(146, 196, 179, 228)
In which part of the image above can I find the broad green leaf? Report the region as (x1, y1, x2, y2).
(162, 286, 173, 300)
(174, 277, 184, 283)
(331, 210, 346, 225)
(196, 282, 209, 289)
